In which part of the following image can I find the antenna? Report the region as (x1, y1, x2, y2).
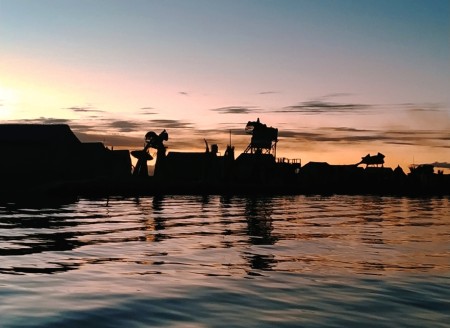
(229, 129, 232, 146)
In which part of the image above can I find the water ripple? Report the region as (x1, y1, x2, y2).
(0, 195, 449, 327)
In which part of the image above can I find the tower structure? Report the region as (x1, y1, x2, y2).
(243, 118, 278, 158)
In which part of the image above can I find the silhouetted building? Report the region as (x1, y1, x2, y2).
(234, 153, 276, 183)
(156, 151, 224, 182)
(0, 124, 131, 185)
(393, 165, 406, 177)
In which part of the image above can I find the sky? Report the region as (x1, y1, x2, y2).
(1, 0, 449, 171)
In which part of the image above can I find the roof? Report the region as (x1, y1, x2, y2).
(302, 161, 330, 168)
(0, 124, 81, 146)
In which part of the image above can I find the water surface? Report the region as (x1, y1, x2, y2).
(1, 195, 449, 327)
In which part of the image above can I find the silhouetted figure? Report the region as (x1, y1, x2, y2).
(132, 130, 168, 177)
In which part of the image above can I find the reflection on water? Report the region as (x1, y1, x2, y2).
(0, 195, 449, 327)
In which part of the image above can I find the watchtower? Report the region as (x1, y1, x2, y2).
(243, 118, 278, 157)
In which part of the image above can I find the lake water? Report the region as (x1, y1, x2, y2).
(0, 195, 449, 327)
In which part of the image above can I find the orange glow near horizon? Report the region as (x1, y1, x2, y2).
(1, 1, 448, 173)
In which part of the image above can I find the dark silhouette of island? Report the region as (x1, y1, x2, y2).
(0, 120, 448, 199)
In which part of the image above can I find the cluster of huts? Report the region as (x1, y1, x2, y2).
(0, 123, 448, 196)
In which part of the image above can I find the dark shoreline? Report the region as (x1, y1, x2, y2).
(2, 176, 449, 203)
(2, 124, 448, 202)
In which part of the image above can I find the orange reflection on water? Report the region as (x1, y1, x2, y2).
(128, 195, 450, 277)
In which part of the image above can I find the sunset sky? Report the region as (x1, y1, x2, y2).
(1, 0, 449, 170)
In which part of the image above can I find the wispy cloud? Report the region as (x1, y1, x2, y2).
(8, 117, 72, 125)
(279, 100, 371, 115)
(258, 91, 279, 95)
(110, 120, 141, 132)
(401, 103, 442, 113)
(139, 107, 158, 115)
(276, 100, 447, 117)
(277, 126, 450, 149)
(329, 127, 373, 133)
(278, 130, 322, 139)
(211, 106, 259, 114)
(64, 106, 104, 113)
(149, 119, 193, 129)
(322, 93, 353, 99)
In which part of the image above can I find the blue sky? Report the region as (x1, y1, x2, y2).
(1, 0, 449, 168)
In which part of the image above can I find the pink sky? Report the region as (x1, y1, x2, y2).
(1, 1, 449, 171)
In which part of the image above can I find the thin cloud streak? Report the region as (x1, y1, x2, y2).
(401, 103, 442, 112)
(211, 106, 260, 114)
(258, 91, 279, 95)
(322, 93, 353, 99)
(274, 101, 448, 120)
(149, 119, 193, 129)
(279, 126, 450, 148)
(65, 106, 104, 113)
(110, 120, 141, 132)
(279, 100, 371, 115)
(6, 117, 72, 125)
(139, 107, 158, 115)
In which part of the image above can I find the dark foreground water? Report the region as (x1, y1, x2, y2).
(0, 195, 449, 327)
